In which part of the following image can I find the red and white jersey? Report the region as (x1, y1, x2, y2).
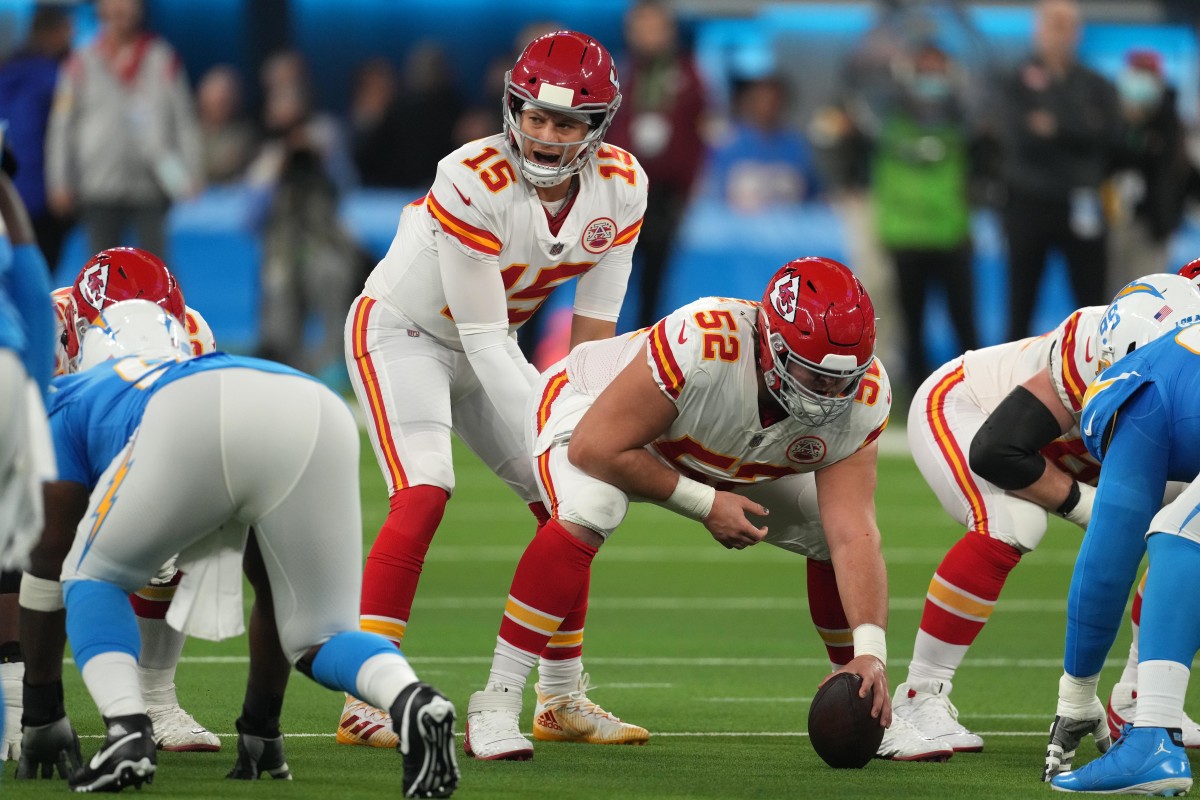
(958, 306, 1106, 483)
(51, 285, 217, 375)
(363, 133, 647, 348)
(543, 297, 891, 489)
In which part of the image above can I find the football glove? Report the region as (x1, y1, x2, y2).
(14, 715, 82, 779)
(1042, 706, 1111, 781)
(226, 731, 292, 780)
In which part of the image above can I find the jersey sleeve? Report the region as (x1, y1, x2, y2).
(1048, 308, 1102, 417)
(573, 147, 648, 323)
(644, 304, 712, 406)
(47, 384, 90, 485)
(425, 153, 505, 263)
(184, 306, 217, 355)
(854, 359, 892, 450)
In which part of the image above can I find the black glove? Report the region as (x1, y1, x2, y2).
(226, 731, 292, 780)
(15, 715, 83, 779)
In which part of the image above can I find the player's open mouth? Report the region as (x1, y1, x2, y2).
(531, 149, 563, 165)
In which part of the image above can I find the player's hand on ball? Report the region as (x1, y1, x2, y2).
(704, 493, 768, 550)
(823, 655, 891, 728)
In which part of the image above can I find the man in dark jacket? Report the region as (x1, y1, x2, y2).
(997, 0, 1122, 340)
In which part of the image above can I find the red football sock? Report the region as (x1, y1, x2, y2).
(918, 533, 1021, 647)
(497, 520, 597, 658)
(359, 485, 448, 646)
(807, 559, 853, 666)
(128, 570, 182, 620)
(540, 573, 589, 662)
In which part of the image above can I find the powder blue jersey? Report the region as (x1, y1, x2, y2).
(0, 232, 21, 353)
(1064, 324, 1200, 677)
(48, 353, 317, 488)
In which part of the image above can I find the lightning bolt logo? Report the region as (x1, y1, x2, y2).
(79, 435, 138, 565)
(1114, 282, 1166, 301)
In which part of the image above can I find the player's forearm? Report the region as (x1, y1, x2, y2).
(569, 439, 681, 503)
(826, 530, 889, 631)
(458, 324, 533, 443)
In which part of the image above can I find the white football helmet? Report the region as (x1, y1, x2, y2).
(1097, 273, 1200, 371)
(77, 299, 192, 372)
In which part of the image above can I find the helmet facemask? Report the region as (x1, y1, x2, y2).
(502, 85, 617, 188)
(759, 308, 869, 426)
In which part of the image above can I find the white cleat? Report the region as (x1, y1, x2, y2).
(876, 713, 954, 762)
(533, 674, 649, 745)
(1108, 682, 1200, 749)
(337, 695, 399, 748)
(146, 703, 221, 752)
(891, 680, 984, 753)
(464, 685, 533, 761)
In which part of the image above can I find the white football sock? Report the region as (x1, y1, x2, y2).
(1119, 622, 1140, 687)
(487, 638, 536, 692)
(355, 652, 418, 712)
(537, 656, 583, 697)
(1135, 660, 1189, 729)
(82, 652, 146, 719)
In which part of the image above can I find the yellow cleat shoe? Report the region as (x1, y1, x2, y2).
(532, 674, 649, 745)
(336, 695, 399, 748)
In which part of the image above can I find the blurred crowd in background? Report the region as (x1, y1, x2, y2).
(2, 0, 1200, 406)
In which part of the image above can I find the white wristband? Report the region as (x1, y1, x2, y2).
(852, 624, 887, 665)
(19, 572, 64, 612)
(665, 476, 716, 521)
(1056, 671, 1101, 718)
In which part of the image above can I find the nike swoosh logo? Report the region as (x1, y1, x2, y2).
(452, 184, 472, 207)
(1084, 338, 1093, 363)
(678, 321, 688, 344)
(89, 731, 142, 770)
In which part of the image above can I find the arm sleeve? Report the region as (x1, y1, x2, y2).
(969, 385, 1061, 490)
(1063, 383, 1167, 678)
(439, 236, 531, 441)
(8, 244, 54, 396)
(573, 244, 633, 322)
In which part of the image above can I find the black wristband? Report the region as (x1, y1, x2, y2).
(1056, 480, 1082, 515)
(22, 679, 66, 727)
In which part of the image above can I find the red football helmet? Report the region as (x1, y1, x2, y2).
(68, 248, 185, 360)
(503, 30, 621, 187)
(757, 257, 876, 425)
(1177, 258, 1200, 288)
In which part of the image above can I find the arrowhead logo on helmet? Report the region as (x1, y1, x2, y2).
(78, 262, 110, 314)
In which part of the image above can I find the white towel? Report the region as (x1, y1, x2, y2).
(166, 520, 249, 640)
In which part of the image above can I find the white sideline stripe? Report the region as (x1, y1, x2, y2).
(135, 655, 1127, 669)
(706, 697, 812, 703)
(77, 729, 1050, 740)
(421, 545, 1082, 567)
(396, 596, 1069, 612)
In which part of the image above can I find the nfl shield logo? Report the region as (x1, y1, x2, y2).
(549, 242, 564, 256)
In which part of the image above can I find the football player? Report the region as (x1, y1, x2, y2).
(17, 247, 220, 774)
(1046, 283, 1200, 794)
(341, 29, 647, 745)
(0, 168, 56, 767)
(464, 257, 950, 762)
(48, 300, 459, 794)
(895, 271, 1200, 754)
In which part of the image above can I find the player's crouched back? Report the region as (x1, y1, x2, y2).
(52, 301, 459, 796)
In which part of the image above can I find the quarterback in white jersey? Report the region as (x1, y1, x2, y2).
(464, 258, 934, 762)
(339, 30, 645, 747)
(895, 271, 1200, 755)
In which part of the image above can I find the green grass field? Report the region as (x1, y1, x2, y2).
(4, 430, 1196, 798)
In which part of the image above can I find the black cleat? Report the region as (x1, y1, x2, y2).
(69, 713, 156, 793)
(226, 730, 292, 780)
(391, 682, 460, 798)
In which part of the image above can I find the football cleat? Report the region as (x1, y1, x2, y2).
(391, 682, 459, 798)
(532, 674, 649, 746)
(15, 715, 83, 779)
(226, 731, 292, 781)
(891, 680, 984, 753)
(875, 714, 954, 762)
(69, 713, 156, 793)
(1051, 725, 1192, 795)
(337, 695, 399, 748)
(1108, 683, 1200, 749)
(147, 703, 221, 752)
(464, 685, 533, 761)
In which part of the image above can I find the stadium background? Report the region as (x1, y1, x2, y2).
(3, 0, 1198, 796)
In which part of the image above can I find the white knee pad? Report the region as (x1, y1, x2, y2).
(988, 497, 1049, 553)
(19, 572, 64, 612)
(557, 482, 629, 541)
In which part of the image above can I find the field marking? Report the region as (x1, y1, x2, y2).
(407, 596, 1069, 612)
(156, 655, 1128, 669)
(421, 545, 1081, 567)
(76, 730, 1051, 740)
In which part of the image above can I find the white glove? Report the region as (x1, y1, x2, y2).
(1, 660, 23, 762)
(1062, 482, 1096, 529)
